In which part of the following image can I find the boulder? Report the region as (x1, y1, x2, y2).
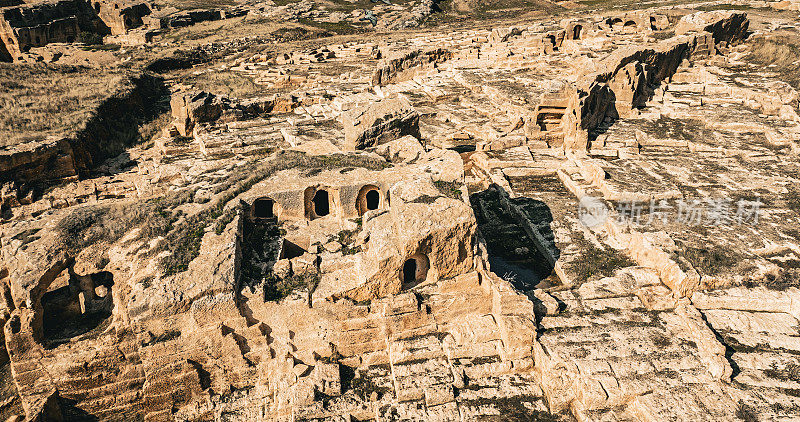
(341, 96, 421, 150)
(170, 91, 226, 137)
(375, 134, 425, 163)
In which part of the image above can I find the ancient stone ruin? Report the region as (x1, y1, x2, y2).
(1, 1, 800, 421)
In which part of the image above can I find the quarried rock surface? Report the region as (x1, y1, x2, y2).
(1, 3, 799, 421)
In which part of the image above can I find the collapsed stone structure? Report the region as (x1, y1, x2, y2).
(0, 0, 151, 60)
(2, 6, 799, 422)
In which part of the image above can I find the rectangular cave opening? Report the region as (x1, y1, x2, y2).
(240, 212, 283, 290)
(535, 106, 567, 132)
(40, 269, 114, 348)
(470, 185, 560, 292)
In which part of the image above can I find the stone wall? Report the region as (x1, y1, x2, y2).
(371, 48, 452, 87)
(0, 0, 87, 58)
(562, 11, 750, 153)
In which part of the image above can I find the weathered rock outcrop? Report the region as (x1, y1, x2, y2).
(0, 6, 791, 422)
(170, 91, 299, 137)
(0, 0, 151, 61)
(341, 95, 421, 150)
(341, 176, 475, 301)
(371, 48, 452, 86)
(675, 11, 749, 44)
(565, 11, 749, 151)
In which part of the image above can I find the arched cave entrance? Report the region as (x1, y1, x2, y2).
(305, 187, 332, 219)
(366, 190, 379, 210)
(401, 254, 429, 288)
(356, 185, 381, 216)
(253, 197, 275, 219)
(41, 270, 114, 347)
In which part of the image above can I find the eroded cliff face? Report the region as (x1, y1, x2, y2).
(0, 73, 167, 195)
(1, 7, 799, 422)
(569, 12, 750, 151)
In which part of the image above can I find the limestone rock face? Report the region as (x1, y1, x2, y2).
(341, 96, 421, 150)
(339, 176, 475, 301)
(371, 48, 452, 86)
(675, 11, 749, 44)
(419, 148, 465, 184)
(374, 134, 425, 163)
(170, 91, 225, 137)
(2, 6, 794, 422)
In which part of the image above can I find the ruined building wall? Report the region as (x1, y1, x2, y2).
(0, 0, 150, 59)
(537, 11, 751, 155)
(371, 48, 452, 86)
(0, 0, 86, 58)
(13, 16, 80, 49)
(562, 13, 749, 153)
(93, 0, 150, 35)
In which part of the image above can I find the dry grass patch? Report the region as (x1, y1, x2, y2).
(746, 33, 800, 89)
(0, 64, 129, 147)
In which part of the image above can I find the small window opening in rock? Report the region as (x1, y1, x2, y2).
(402, 259, 417, 284)
(573, 25, 582, 39)
(313, 190, 330, 217)
(401, 254, 429, 288)
(254, 198, 275, 219)
(366, 190, 379, 211)
(624, 20, 637, 27)
(92, 271, 114, 298)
